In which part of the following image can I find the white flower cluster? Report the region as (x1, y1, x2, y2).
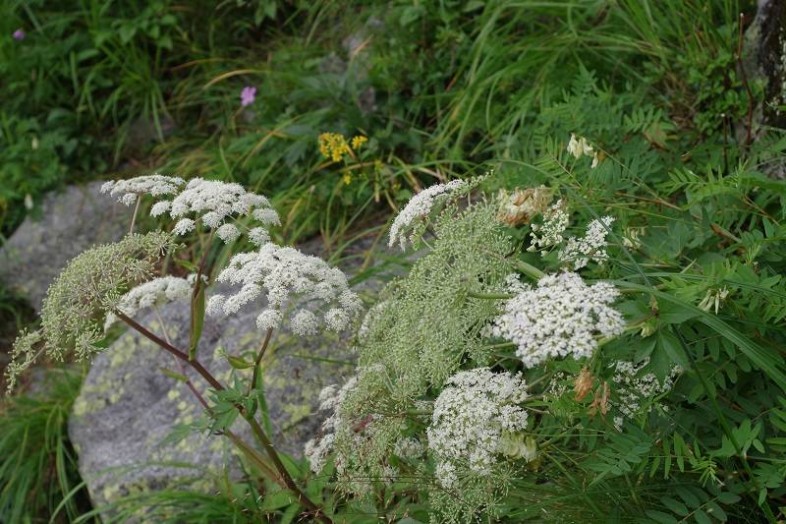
(529, 201, 615, 270)
(489, 272, 625, 368)
(165, 178, 280, 245)
(567, 133, 600, 169)
(103, 174, 281, 245)
(558, 216, 615, 270)
(304, 375, 360, 473)
(611, 359, 680, 430)
(427, 368, 530, 489)
(206, 243, 363, 335)
(104, 275, 194, 330)
(101, 174, 185, 206)
(388, 179, 468, 250)
(529, 199, 569, 252)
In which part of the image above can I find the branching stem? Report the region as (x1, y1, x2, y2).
(116, 311, 332, 523)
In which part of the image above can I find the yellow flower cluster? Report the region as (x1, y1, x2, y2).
(318, 132, 367, 163)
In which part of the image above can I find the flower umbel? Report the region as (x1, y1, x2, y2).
(489, 271, 625, 368)
(5, 232, 175, 391)
(427, 368, 530, 488)
(104, 275, 195, 331)
(101, 174, 185, 206)
(388, 179, 474, 250)
(558, 216, 615, 270)
(206, 243, 363, 335)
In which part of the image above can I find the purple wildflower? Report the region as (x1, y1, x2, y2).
(240, 86, 257, 107)
(12, 28, 25, 41)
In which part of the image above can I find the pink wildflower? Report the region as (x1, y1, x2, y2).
(13, 28, 25, 41)
(240, 86, 257, 107)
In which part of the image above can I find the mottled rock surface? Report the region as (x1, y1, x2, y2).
(0, 182, 130, 312)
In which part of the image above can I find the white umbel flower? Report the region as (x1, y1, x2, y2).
(489, 272, 625, 368)
(104, 276, 193, 330)
(558, 216, 615, 270)
(427, 368, 529, 487)
(304, 375, 361, 473)
(168, 178, 280, 244)
(529, 199, 569, 253)
(101, 174, 185, 206)
(611, 359, 680, 430)
(388, 179, 468, 250)
(207, 243, 363, 334)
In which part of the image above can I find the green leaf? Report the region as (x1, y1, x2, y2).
(661, 497, 688, 516)
(645, 510, 678, 523)
(658, 328, 690, 370)
(226, 355, 254, 370)
(694, 509, 712, 524)
(617, 283, 786, 393)
(159, 367, 188, 382)
(259, 489, 295, 511)
(704, 500, 727, 521)
(118, 24, 136, 44)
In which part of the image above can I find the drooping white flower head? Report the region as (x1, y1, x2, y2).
(427, 368, 530, 487)
(101, 174, 185, 206)
(489, 272, 625, 368)
(104, 275, 194, 330)
(388, 179, 469, 250)
(206, 243, 363, 336)
(567, 133, 594, 159)
(558, 216, 615, 270)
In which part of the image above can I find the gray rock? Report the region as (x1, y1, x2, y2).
(68, 299, 246, 516)
(741, 0, 786, 177)
(68, 229, 405, 513)
(0, 182, 131, 312)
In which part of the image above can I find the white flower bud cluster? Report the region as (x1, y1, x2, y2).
(611, 359, 680, 430)
(388, 179, 468, 250)
(489, 272, 625, 368)
(206, 243, 363, 335)
(304, 375, 360, 473)
(427, 368, 529, 489)
(101, 174, 185, 206)
(103, 275, 198, 330)
(529, 199, 569, 252)
(558, 216, 615, 270)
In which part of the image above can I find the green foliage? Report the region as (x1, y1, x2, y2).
(3, 0, 786, 522)
(0, 367, 90, 522)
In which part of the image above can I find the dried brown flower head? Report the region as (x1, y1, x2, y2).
(496, 186, 553, 226)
